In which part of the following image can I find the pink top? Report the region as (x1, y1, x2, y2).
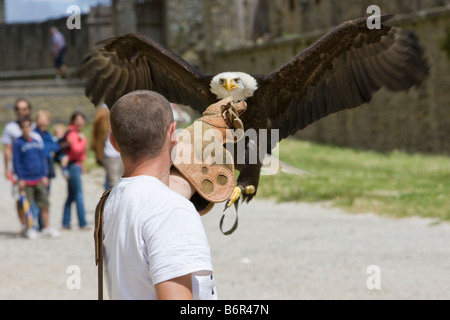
(66, 125, 87, 165)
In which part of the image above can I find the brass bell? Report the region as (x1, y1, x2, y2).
(244, 185, 256, 195)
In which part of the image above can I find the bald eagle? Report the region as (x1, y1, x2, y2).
(77, 15, 429, 205)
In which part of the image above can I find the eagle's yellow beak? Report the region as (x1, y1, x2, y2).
(223, 78, 239, 92)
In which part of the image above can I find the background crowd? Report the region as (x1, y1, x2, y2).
(1, 98, 122, 239)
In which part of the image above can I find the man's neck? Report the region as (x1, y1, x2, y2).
(122, 153, 171, 186)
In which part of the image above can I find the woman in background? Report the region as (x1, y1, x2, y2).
(62, 111, 88, 230)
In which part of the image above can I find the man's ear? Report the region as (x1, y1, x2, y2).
(168, 122, 177, 146)
(109, 132, 120, 153)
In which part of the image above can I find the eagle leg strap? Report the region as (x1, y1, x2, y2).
(220, 198, 240, 236)
(220, 184, 256, 235)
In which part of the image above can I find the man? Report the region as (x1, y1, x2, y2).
(50, 27, 69, 79)
(103, 90, 216, 300)
(1, 99, 42, 235)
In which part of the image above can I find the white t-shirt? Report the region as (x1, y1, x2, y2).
(1, 121, 40, 146)
(103, 175, 217, 300)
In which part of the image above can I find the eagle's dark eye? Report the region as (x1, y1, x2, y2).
(219, 79, 225, 85)
(234, 78, 240, 83)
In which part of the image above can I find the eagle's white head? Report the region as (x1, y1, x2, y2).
(210, 72, 258, 102)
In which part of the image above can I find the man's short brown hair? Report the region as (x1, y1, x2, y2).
(110, 90, 174, 161)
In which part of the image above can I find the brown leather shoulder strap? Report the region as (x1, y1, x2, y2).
(94, 187, 112, 300)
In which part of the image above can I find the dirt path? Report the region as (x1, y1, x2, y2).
(1, 165, 449, 300)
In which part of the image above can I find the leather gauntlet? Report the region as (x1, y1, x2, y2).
(172, 98, 247, 215)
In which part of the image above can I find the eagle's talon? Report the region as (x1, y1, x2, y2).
(224, 184, 256, 211)
(224, 186, 243, 211)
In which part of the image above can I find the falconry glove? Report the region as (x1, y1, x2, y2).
(172, 97, 246, 216)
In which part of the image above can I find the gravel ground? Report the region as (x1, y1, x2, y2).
(1, 163, 449, 300)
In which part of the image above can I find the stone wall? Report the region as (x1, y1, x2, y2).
(271, 0, 450, 35)
(166, 0, 203, 50)
(296, 12, 450, 155)
(0, 80, 97, 127)
(0, 16, 89, 72)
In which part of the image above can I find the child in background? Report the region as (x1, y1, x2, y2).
(34, 110, 59, 185)
(13, 116, 60, 238)
(52, 123, 70, 179)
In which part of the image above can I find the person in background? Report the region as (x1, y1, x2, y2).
(13, 116, 60, 239)
(49, 27, 69, 79)
(33, 110, 60, 230)
(1, 98, 42, 235)
(90, 104, 123, 190)
(52, 123, 70, 179)
(62, 111, 88, 230)
(34, 110, 59, 189)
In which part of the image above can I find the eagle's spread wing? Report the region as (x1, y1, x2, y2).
(76, 33, 216, 112)
(259, 15, 430, 141)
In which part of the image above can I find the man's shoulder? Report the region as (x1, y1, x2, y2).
(2, 121, 37, 143)
(2, 121, 19, 135)
(117, 176, 196, 213)
(125, 176, 184, 199)
(4, 120, 18, 128)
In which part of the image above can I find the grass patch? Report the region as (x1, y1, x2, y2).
(257, 139, 450, 220)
